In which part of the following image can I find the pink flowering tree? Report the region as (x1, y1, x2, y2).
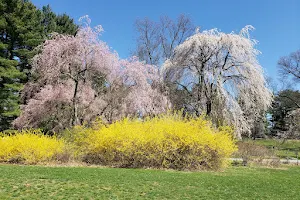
(14, 16, 169, 132)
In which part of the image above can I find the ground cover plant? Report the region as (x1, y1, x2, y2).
(0, 164, 299, 199)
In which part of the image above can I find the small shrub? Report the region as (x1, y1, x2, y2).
(0, 130, 65, 164)
(68, 114, 237, 170)
(235, 142, 278, 166)
(262, 157, 281, 167)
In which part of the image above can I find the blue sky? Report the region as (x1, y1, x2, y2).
(32, 0, 300, 81)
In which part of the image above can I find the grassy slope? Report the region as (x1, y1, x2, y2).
(0, 164, 299, 199)
(250, 139, 300, 158)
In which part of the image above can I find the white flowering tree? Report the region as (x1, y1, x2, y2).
(162, 26, 272, 138)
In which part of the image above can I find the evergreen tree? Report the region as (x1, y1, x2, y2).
(270, 89, 300, 136)
(0, 0, 42, 130)
(0, 0, 78, 130)
(41, 5, 77, 36)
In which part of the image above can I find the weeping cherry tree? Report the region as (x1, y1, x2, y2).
(162, 26, 273, 138)
(14, 16, 169, 132)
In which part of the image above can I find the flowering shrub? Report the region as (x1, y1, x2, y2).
(1, 114, 236, 170)
(67, 114, 237, 170)
(0, 130, 65, 164)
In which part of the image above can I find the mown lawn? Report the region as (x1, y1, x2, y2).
(0, 164, 300, 199)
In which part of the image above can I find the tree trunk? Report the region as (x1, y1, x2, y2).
(206, 100, 212, 116)
(72, 80, 79, 126)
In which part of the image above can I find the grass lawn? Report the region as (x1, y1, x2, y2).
(0, 164, 300, 199)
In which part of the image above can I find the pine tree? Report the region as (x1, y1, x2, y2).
(0, 0, 78, 130)
(41, 5, 78, 36)
(0, 0, 40, 130)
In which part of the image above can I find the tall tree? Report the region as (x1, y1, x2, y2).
(271, 50, 300, 138)
(134, 15, 195, 112)
(159, 15, 195, 60)
(0, 0, 78, 131)
(270, 89, 300, 137)
(135, 18, 161, 65)
(162, 26, 273, 138)
(278, 49, 300, 83)
(41, 5, 78, 36)
(134, 14, 194, 66)
(0, 0, 43, 130)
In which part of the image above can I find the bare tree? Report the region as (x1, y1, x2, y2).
(134, 14, 195, 65)
(134, 15, 195, 112)
(278, 49, 300, 82)
(135, 18, 161, 65)
(160, 14, 195, 60)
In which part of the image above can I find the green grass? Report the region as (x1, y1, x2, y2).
(0, 164, 300, 199)
(243, 139, 300, 159)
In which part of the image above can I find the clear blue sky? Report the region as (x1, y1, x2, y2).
(32, 0, 300, 80)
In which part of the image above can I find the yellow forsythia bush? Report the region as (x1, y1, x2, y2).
(68, 113, 237, 170)
(0, 130, 65, 164)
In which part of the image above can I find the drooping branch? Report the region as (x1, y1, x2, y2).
(162, 26, 273, 138)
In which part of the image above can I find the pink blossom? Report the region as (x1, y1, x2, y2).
(14, 17, 170, 132)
